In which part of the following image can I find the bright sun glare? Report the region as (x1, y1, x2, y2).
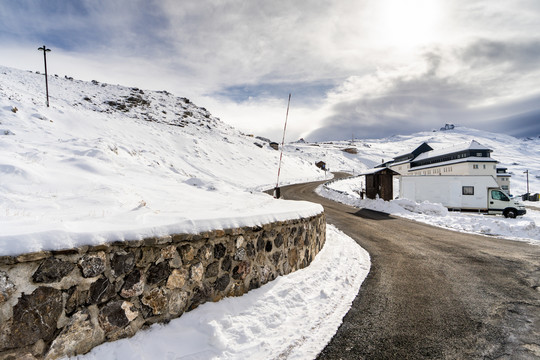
(376, 0, 444, 50)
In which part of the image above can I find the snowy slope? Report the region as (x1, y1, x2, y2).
(291, 127, 540, 196)
(0, 66, 325, 256)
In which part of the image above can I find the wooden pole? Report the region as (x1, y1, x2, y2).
(38, 45, 51, 107)
(274, 93, 291, 198)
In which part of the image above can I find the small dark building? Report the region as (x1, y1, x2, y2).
(269, 142, 279, 150)
(359, 168, 399, 201)
(315, 161, 326, 170)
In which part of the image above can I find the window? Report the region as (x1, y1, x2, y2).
(473, 164, 479, 169)
(502, 185, 509, 191)
(483, 164, 486, 169)
(476, 152, 482, 157)
(463, 186, 474, 195)
(491, 190, 509, 201)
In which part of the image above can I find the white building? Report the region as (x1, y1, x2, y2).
(496, 167, 511, 194)
(383, 140, 511, 191)
(406, 140, 498, 176)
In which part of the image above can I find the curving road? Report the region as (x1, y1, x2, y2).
(279, 176, 540, 359)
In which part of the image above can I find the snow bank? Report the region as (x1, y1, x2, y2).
(77, 224, 370, 360)
(319, 178, 540, 246)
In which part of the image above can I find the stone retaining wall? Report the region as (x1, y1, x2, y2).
(0, 213, 325, 359)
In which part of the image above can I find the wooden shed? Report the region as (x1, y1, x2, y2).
(359, 168, 400, 201)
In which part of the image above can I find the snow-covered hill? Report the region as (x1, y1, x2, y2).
(291, 127, 540, 196)
(0, 66, 326, 256)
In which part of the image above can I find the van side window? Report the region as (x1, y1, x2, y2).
(491, 190, 509, 201)
(462, 186, 474, 195)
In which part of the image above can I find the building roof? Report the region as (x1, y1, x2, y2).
(413, 140, 491, 162)
(394, 142, 433, 161)
(357, 167, 400, 176)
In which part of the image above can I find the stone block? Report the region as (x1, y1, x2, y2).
(78, 252, 106, 278)
(205, 262, 219, 278)
(88, 277, 116, 305)
(198, 244, 213, 261)
(46, 309, 104, 358)
(160, 245, 178, 260)
(111, 252, 135, 278)
(166, 268, 188, 290)
(98, 301, 138, 334)
(232, 261, 250, 281)
(190, 263, 204, 283)
(8, 287, 63, 348)
(15, 251, 51, 263)
(168, 290, 188, 316)
(234, 248, 246, 261)
(213, 243, 226, 259)
(147, 262, 171, 286)
(214, 274, 230, 292)
(65, 286, 87, 315)
(141, 288, 167, 315)
(179, 245, 196, 262)
(221, 255, 232, 272)
(0, 271, 15, 304)
(32, 257, 75, 283)
(120, 270, 144, 298)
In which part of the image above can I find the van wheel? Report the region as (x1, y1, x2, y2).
(504, 209, 517, 218)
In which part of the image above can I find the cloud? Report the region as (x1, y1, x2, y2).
(0, 0, 171, 53)
(307, 43, 540, 141)
(1, 0, 540, 141)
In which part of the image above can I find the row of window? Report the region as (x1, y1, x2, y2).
(412, 150, 489, 168)
(472, 164, 497, 170)
(414, 166, 454, 175)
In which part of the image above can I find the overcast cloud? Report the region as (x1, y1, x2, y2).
(1, 0, 539, 141)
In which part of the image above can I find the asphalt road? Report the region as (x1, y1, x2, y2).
(279, 176, 540, 359)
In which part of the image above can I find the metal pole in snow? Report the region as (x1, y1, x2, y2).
(274, 93, 291, 198)
(38, 45, 51, 107)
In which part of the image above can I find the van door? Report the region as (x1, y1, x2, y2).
(488, 189, 510, 215)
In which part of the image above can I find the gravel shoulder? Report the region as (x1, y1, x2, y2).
(279, 177, 540, 359)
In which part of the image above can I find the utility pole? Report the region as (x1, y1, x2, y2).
(274, 93, 291, 199)
(38, 45, 51, 107)
(524, 170, 529, 195)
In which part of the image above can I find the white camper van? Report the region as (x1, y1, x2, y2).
(400, 175, 526, 218)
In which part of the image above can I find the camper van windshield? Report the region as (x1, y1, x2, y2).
(492, 190, 510, 201)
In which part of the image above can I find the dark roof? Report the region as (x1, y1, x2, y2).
(358, 168, 400, 176)
(393, 142, 433, 162)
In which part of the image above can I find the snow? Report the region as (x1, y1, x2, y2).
(77, 224, 370, 360)
(0, 66, 326, 256)
(319, 178, 540, 246)
(1, 65, 539, 358)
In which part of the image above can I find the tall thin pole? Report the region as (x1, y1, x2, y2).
(275, 93, 291, 194)
(524, 170, 529, 194)
(38, 45, 51, 107)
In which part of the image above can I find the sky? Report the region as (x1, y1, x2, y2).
(1, 0, 540, 142)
